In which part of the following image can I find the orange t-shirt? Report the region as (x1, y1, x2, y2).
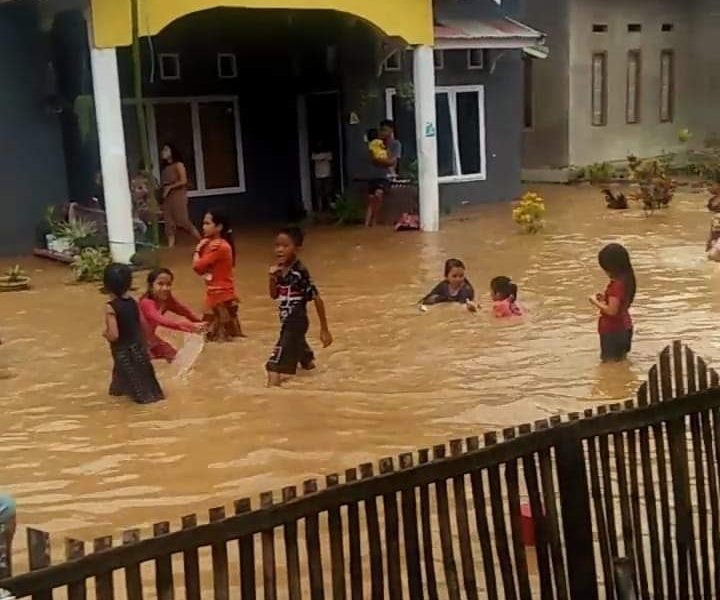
(192, 238, 237, 308)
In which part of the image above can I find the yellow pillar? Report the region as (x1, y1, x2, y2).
(90, 0, 433, 48)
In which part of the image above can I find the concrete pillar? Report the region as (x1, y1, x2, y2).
(413, 45, 440, 232)
(88, 21, 135, 263)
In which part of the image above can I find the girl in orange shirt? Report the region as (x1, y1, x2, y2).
(192, 210, 244, 341)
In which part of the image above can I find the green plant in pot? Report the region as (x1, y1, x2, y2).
(71, 247, 111, 283)
(0, 265, 31, 292)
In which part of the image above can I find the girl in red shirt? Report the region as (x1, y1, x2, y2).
(589, 243, 636, 362)
(192, 210, 244, 341)
(139, 268, 204, 362)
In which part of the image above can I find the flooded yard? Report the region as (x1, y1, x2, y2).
(1, 182, 719, 552)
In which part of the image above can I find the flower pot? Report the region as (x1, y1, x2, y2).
(0, 276, 31, 292)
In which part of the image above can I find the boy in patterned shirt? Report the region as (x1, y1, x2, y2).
(266, 227, 333, 386)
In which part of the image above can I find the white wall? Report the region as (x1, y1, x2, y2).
(568, 0, 691, 166)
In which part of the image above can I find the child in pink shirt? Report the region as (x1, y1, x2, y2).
(139, 268, 204, 362)
(491, 276, 522, 318)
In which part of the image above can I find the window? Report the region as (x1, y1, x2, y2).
(434, 50, 444, 70)
(386, 85, 487, 182)
(626, 50, 641, 124)
(217, 54, 237, 79)
(660, 49, 675, 122)
(593, 24, 608, 33)
(661, 23, 674, 32)
(159, 54, 181, 80)
(628, 23, 642, 32)
(591, 52, 607, 126)
(467, 49, 485, 70)
(384, 51, 401, 72)
(123, 96, 246, 196)
(523, 56, 534, 129)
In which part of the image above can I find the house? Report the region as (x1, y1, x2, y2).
(519, 0, 719, 176)
(0, 0, 544, 259)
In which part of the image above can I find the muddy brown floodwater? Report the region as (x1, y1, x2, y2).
(2, 183, 720, 562)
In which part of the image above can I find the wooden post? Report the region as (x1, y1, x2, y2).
(555, 430, 599, 599)
(614, 558, 638, 600)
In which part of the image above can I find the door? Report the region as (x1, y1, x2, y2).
(303, 91, 343, 212)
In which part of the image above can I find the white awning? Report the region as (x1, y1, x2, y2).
(434, 16, 546, 53)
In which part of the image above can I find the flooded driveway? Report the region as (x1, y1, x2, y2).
(1, 183, 718, 548)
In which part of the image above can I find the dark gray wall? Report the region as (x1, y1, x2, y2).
(0, 0, 68, 255)
(519, 0, 570, 168)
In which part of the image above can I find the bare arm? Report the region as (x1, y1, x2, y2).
(103, 305, 119, 342)
(164, 163, 188, 197)
(589, 295, 621, 316)
(314, 296, 333, 347)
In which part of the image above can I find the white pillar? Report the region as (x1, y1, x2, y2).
(88, 26, 135, 263)
(413, 45, 440, 232)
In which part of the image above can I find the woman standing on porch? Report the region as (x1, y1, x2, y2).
(160, 143, 201, 248)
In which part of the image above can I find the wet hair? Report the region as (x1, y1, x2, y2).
(367, 128, 379, 142)
(161, 143, 182, 165)
(143, 267, 174, 299)
(103, 263, 133, 297)
(444, 258, 466, 277)
(205, 209, 236, 265)
(491, 276, 519, 301)
(380, 119, 395, 131)
(278, 226, 305, 248)
(598, 243, 636, 305)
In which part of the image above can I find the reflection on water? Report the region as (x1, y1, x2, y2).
(1, 184, 719, 549)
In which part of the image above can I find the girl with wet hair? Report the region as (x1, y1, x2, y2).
(589, 243, 636, 362)
(490, 276, 522, 317)
(102, 263, 164, 403)
(139, 268, 204, 362)
(420, 258, 477, 311)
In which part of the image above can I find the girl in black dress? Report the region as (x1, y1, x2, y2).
(103, 263, 164, 404)
(420, 258, 478, 312)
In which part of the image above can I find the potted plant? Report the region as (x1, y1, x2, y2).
(0, 265, 31, 292)
(71, 247, 111, 283)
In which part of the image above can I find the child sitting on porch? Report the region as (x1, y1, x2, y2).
(490, 276, 523, 317)
(420, 259, 477, 311)
(192, 210, 244, 341)
(139, 268, 205, 362)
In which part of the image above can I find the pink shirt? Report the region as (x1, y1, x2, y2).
(493, 298, 522, 318)
(139, 295, 202, 348)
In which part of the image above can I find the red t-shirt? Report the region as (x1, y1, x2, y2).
(192, 238, 237, 309)
(598, 279, 633, 334)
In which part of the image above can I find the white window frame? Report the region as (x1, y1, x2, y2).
(123, 95, 246, 197)
(385, 85, 487, 183)
(467, 49, 485, 70)
(434, 49, 445, 70)
(159, 53, 181, 81)
(384, 50, 402, 72)
(626, 49, 641, 124)
(660, 49, 675, 123)
(217, 53, 238, 79)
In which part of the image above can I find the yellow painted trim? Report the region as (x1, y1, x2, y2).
(91, 0, 433, 48)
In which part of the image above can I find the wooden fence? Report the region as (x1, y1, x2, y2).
(1, 341, 719, 599)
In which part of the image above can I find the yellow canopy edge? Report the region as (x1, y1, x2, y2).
(90, 0, 434, 48)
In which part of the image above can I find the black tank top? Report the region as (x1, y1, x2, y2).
(109, 297, 143, 347)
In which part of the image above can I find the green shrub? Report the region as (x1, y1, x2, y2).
(71, 247, 111, 283)
(333, 194, 364, 225)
